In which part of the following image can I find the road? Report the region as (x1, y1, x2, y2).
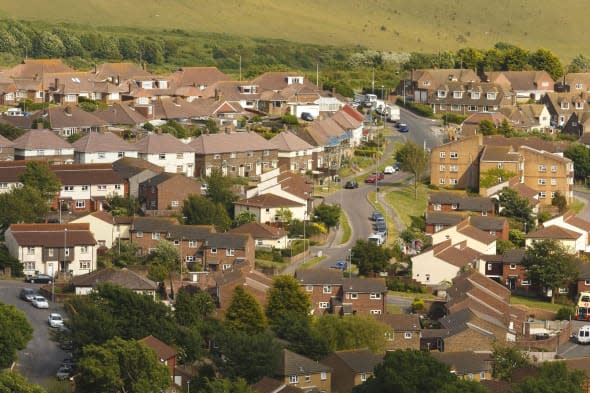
(0, 280, 68, 386)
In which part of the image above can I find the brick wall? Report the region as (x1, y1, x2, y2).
(385, 331, 421, 350)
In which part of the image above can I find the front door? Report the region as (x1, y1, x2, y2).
(508, 277, 516, 290)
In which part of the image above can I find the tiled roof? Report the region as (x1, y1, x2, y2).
(487, 70, 554, 91)
(13, 129, 73, 150)
(93, 103, 147, 126)
(134, 133, 195, 154)
(328, 349, 383, 373)
(428, 192, 494, 212)
(435, 242, 480, 268)
(71, 268, 156, 290)
(270, 131, 314, 152)
(432, 351, 492, 375)
(0, 134, 13, 147)
(378, 313, 421, 331)
(139, 335, 178, 360)
(131, 217, 178, 233)
(252, 377, 305, 393)
(8, 223, 96, 246)
(46, 106, 107, 129)
(54, 164, 124, 185)
(502, 249, 525, 264)
(469, 216, 507, 232)
(295, 269, 343, 285)
(425, 211, 465, 226)
(89, 210, 133, 225)
(234, 193, 304, 208)
(342, 277, 387, 293)
(228, 222, 286, 239)
(483, 135, 571, 154)
(463, 112, 508, 126)
(278, 349, 331, 376)
(202, 232, 250, 249)
(169, 66, 230, 88)
(92, 63, 151, 81)
(71, 132, 138, 153)
(480, 145, 520, 162)
(519, 145, 572, 164)
(525, 225, 581, 240)
(330, 110, 362, 130)
(457, 220, 497, 244)
(8, 59, 74, 78)
(139, 172, 200, 188)
(439, 308, 498, 338)
(190, 131, 277, 154)
(112, 157, 164, 178)
(251, 72, 317, 91)
(414, 68, 480, 86)
(564, 212, 590, 231)
(277, 171, 313, 201)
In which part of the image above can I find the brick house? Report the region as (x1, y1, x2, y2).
(425, 211, 464, 234)
(276, 349, 331, 393)
(295, 269, 387, 316)
(190, 131, 279, 178)
(270, 131, 323, 174)
(112, 157, 164, 198)
(12, 129, 75, 164)
(483, 70, 554, 102)
(500, 104, 551, 132)
(0, 134, 14, 161)
(430, 135, 483, 190)
(431, 351, 493, 382)
(576, 262, 590, 296)
(428, 192, 495, 216)
(138, 173, 202, 214)
(139, 335, 178, 382)
(500, 249, 529, 291)
(428, 81, 511, 115)
(201, 232, 254, 273)
(71, 267, 157, 298)
(134, 133, 196, 177)
(320, 349, 383, 393)
(0, 80, 17, 106)
(378, 314, 422, 350)
(4, 223, 97, 277)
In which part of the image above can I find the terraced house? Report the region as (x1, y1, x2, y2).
(429, 81, 511, 114)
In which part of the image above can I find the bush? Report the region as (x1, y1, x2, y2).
(411, 298, 425, 312)
(281, 114, 299, 125)
(555, 306, 574, 321)
(396, 98, 433, 117)
(386, 277, 426, 293)
(442, 113, 467, 125)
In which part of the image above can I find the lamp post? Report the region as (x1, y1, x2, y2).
(302, 213, 307, 265)
(187, 380, 190, 393)
(348, 248, 352, 279)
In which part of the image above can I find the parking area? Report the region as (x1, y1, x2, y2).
(0, 280, 68, 386)
(557, 320, 590, 359)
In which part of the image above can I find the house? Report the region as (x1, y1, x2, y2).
(234, 193, 307, 223)
(524, 225, 583, 253)
(428, 191, 495, 216)
(138, 173, 202, 213)
(250, 72, 321, 117)
(134, 133, 196, 177)
(469, 215, 509, 241)
(0, 134, 14, 161)
(431, 351, 493, 382)
(295, 269, 388, 316)
(460, 112, 509, 137)
(576, 262, 590, 296)
(430, 218, 497, 255)
(270, 131, 323, 174)
(500, 249, 528, 291)
(168, 66, 230, 91)
(302, 117, 352, 170)
(12, 129, 75, 164)
(112, 156, 164, 198)
(541, 211, 590, 252)
(70, 268, 157, 298)
(426, 211, 510, 241)
(0, 79, 17, 106)
(8, 59, 74, 79)
(543, 91, 588, 129)
(4, 223, 97, 277)
(43, 71, 96, 106)
(478, 145, 523, 186)
(72, 131, 139, 164)
(430, 135, 483, 190)
(190, 131, 279, 178)
(201, 232, 254, 273)
(428, 81, 511, 115)
(407, 68, 480, 103)
(228, 222, 289, 250)
(320, 349, 383, 393)
(329, 109, 364, 147)
(483, 70, 554, 102)
(378, 313, 422, 350)
(252, 377, 305, 393)
(500, 104, 551, 132)
(425, 211, 465, 234)
(276, 349, 331, 393)
(139, 335, 178, 381)
(93, 102, 147, 127)
(71, 210, 132, 248)
(41, 106, 108, 137)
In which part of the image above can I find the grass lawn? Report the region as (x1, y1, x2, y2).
(299, 256, 327, 269)
(570, 199, 585, 214)
(386, 303, 402, 314)
(255, 259, 285, 270)
(339, 212, 352, 245)
(510, 295, 563, 312)
(388, 290, 438, 301)
(384, 183, 429, 228)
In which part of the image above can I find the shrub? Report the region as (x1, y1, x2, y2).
(555, 306, 574, 321)
(443, 113, 467, 125)
(411, 298, 425, 312)
(281, 114, 299, 125)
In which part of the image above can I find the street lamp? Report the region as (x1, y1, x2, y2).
(187, 380, 190, 393)
(348, 248, 352, 279)
(302, 213, 307, 265)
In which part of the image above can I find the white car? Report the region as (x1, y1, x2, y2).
(32, 295, 49, 309)
(48, 313, 64, 328)
(383, 166, 398, 174)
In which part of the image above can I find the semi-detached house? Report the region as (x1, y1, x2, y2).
(134, 133, 195, 177)
(72, 131, 139, 164)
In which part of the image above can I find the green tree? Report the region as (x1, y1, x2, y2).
(395, 141, 429, 199)
(568, 54, 590, 73)
(478, 119, 497, 135)
(314, 203, 341, 228)
(0, 123, 26, 140)
(529, 48, 564, 80)
(234, 211, 257, 227)
(455, 47, 484, 72)
(523, 239, 579, 303)
(551, 191, 568, 213)
(0, 186, 48, 230)
(34, 32, 65, 57)
(100, 240, 142, 268)
(148, 240, 180, 299)
(313, 314, 388, 353)
(19, 161, 61, 203)
(75, 337, 169, 393)
(174, 289, 216, 326)
(183, 194, 232, 232)
(105, 195, 140, 216)
(206, 168, 238, 212)
(564, 143, 590, 183)
(225, 286, 267, 335)
(200, 378, 255, 393)
(0, 302, 33, 368)
(492, 344, 529, 381)
(351, 239, 393, 276)
(276, 207, 293, 224)
(265, 275, 311, 330)
(502, 46, 530, 71)
(510, 361, 585, 393)
(499, 188, 535, 232)
(0, 371, 45, 393)
(0, 244, 23, 276)
(496, 239, 515, 255)
(497, 119, 514, 135)
(479, 168, 516, 188)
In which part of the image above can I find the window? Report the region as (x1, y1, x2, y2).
(176, 153, 184, 159)
(385, 332, 394, 341)
(323, 285, 332, 294)
(423, 80, 430, 86)
(210, 248, 217, 254)
(561, 102, 570, 110)
(453, 91, 463, 99)
(64, 247, 70, 256)
(159, 153, 166, 160)
(449, 152, 458, 159)
(349, 292, 358, 299)
(171, 200, 179, 207)
(439, 152, 446, 159)
(370, 309, 382, 315)
(136, 231, 143, 238)
(76, 200, 85, 209)
(173, 239, 180, 246)
(214, 154, 221, 159)
(521, 279, 531, 286)
(80, 246, 88, 253)
(81, 185, 89, 191)
(247, 151, 254, 157)
(263, 150, 270, 156)
(471, 92, 481, 99)
(404, 332, 413, 339)
(437, 90, 447, 98)
(451, 104, 461, 111)
(226, 248, 234, 256)
(439, 165, 445, 172)
(360, 373, 368, 382)
(188, 240, 197, 248)
(319, 302, 329, 309)
(439, 178, 446, 185)
(576, 83, 583, 89)
(449, 165, 458, 172)
(480, 372, 486, 380)
(176, 165, 183, 173)
(585, 279, 590, 286)
(114, 184, 121, 190)
(467, 105, 478, 111)
(97, 152, 106, 159)
(434, 203, 442, 211)
(289, 376, 298, 384)
(320, 372, 327, 381)
(509, 264, 517, 270)
(48, 248, 54, 257)
(306, 285, 313, 292)
(451, 203, 458, 210)
(539, 192, 547, 199)
(482, 211, 488, 216)
(223, 264, 232, 271)
(152, 233, 160, 240)
(538, 179, 546, 185)
(27, 247, 35, 255)
(487, 92, 497, 100)
(23, 262, 35, 271)
(468, 373, 474, 380)
(558, 287, 569, 294)
(118, 151, 124, 158)
(450, 178, 458, 185)
(538, 165, 546, 172)
(304, 375, 311, 383)
(97, 185, 107, 191)
(230, 152, 236, 158)
(0, 183, 6, 189)
(551, 165, 557, 172)
(185, 256, 195, 262)
(64, 185, 74, 191)
(551, 178, 557, 186)
(370, 292, 382, 299)
(80, 261, 91, 269)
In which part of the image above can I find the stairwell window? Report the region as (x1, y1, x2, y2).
(450, 152, 458, 159)
(370, 292, 382, 299)
(323, 285, 332, 294)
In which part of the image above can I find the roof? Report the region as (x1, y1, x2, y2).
(112, 157, 164, 178)
(503, 249, 526, 264)
(92, 62, 151, 81)
(252, 377, 305, 393)
(277, 349, 331, 376)
(139, 335, 178, 360)
(425, 211, 465, 226)
(270, 131, 314, 152)
(202, 232, 250, 249)
(378, 313, 421, 331)
(480, 145, 521, 162)
(483, 135, 571, 154)
(169, 66, 230, 87)
(228, 222, 286, 239)
(439, 308, 498, 338)
(89, 210, 133, 225)
(429, 192, 494, 212)
(12, 129, 73, 150)
(93, 103, 147, 126)
(295, 269, 343, 285)
(71, 132, 137, 153)
(431, 351, 492, 375)
(342, 277, 387, 293)
(485, 70, 554, 91)
(564, 212, 590, 231)
(53, 164, 124, 185)
(134, 133, 195, 154)
(277, 171, 313, 201)
(455, 218, 497, 245)
(434, 241, 481, 268)
(46, 106, 107, 129)
(71, 268, 157, 290)
(0, 134, 14, 148)
(190, 131, 277, 154)
(8, 223, 96, 246)
(8, 59, 74, 78)
(468, 216, 507, 232)
(328, 349, 383, 373)
(139, 172, 200, 188)
(234, 193, 304, 208)
(525, 225, 582, 240)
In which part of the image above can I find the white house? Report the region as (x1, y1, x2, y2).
(430, 217, 497, 255)
(524, 226, 583, 254)
(5, 223, 97, 277)
(134, 133, 196, 176)
(228, 222, 289, 249)
(12, 129, 74, 163)
(542, 211, 590, 252)
(234, 193, 307, 224)
(70, 268, 157, 298)
(72, 132, 138, 164)
(71, 211, 132, 248)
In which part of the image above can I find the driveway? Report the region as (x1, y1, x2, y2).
(0, 280, 67, 386)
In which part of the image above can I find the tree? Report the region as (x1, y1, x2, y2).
(551, 191, 567, 213)
(313, 314, 388, 353)
(265, 275, 311, 330)
(234, 211, 257, 227)
(206, 168, 237, 213)
(200, 378, 255, 393)
(19, 161, 61, 203)
(148, 240, 180, 299)
(455, 47, 484, 72)
(0, 186, 48, 230)
(0, 302, 33, 368)
(497, 119, 514, 135)
(499, 188, 535, 232)
(395, 141, 429, 199)
(478, 119, 497, 135)
(0, 123, 26, 140)
(275, 207, 293, 224)
(100, 240, 142, 268)
(314, 203, 341, 228)
(529, 48, 564, 80)
(351, 239, 393, 276)
(0, 371, 45, 393)
(496, 239, 515, 255)
(502, 46, 530, 71)
(183, 194, 232, 232)
(75, 337, 169, 393)
(492, 344, 529, 381)
(0, 244, 23, 277)
(175, 289, 216, 326)
(568, 54, 590, 73)
(225, 286, 267, 335)
(105, 195, 140, 216)
(510, 361, 585, 393)
(522, 239, 579, 303)
(479, 168, 516, 188)
(565, 143, 590, 183)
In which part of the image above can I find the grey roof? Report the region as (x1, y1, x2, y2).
(131, 217, 216, 241)
(270, 130, 315, 152)
(71, 268, 157, 291)
(432, 351, 492, 375)
(342, 277, 387, 293)
(278, 349, 331, 376)
(13, 129, 73, 150)
(425, 212, 465, 226)
(203, 232, 250, 249)
(469, 216, 507, 232)
(112, 157, 164, 179)
(378, 314, 422, 331)
(329, 349, 383, 373)
(71, 131, 138, 153)
(439, 308, 500, 338)
(134, 133, 195, 154)
(295, 269, 343, 285)
(429, 192, 494, 212)
(131, 217, 178, 233)
(502, 249, 525, 264)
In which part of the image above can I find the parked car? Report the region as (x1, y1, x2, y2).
(372, 172, 385, 180)
(365, 175, 378, 184)
(56, 365, 72, 381)
(19, 288, 36, 302)
(383, 165, 398, 174)
(301, 112, 314, 121)
(48, 313, 64, 328)
(32, 295, 49, 309)
(344, 180, 359, 189)
(371, 211, 384, 221)
(25, 274, 53, 284)
(398, 123, 409, 132)
(331, 261, 348, 270)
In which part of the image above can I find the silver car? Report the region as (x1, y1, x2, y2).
(31, 295, 49, 309)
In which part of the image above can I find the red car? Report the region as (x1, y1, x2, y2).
(365, 175, 378, 183)
(372, 172, 385, 180)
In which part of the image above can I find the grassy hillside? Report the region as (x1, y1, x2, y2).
(0, 0, 588, 61)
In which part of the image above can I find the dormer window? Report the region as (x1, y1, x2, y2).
(486, 92, 497, 100)
(423, 80, 431, 86)
(471, 92, 480, 99)
(437, 90, 447, 98)
(561, 102, 570, 110)
(576, 83, 583, 89)
(453, 91, 463, 99)
(576, 102, 584, 110)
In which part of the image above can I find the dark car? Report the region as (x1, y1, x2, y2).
(19, 287, 36, 301)
(344, 180, 359, 189)
(330, 261, 348, 270)
(24, 274, 53, 284)
(371, 211, 384, 221)
(398, 123, 409, 132)
(301, 112, 314, 121)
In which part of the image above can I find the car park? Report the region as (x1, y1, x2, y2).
(398, 123, 409, 132)
(344, 180, 359, 189)
(48, 313, 64, 328)
(31, 295, 49, 309)
(19, 287, 36, 302)
(25, 274, 53, 284)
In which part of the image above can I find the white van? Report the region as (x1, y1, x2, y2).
(577, 325, 590, 344)
(368, 233, 384, 246)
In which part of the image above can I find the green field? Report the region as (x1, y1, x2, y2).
(1, 0, 588, 60)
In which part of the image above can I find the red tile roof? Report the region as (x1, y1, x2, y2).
(139, 335, 178, 360)
(234, 193, 304, 208)
(8, 223, 96, 246)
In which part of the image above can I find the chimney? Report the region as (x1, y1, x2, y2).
(94, 64, 97, 74)
(55, 78, 59, 90)
(116, 75, 120, 86)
